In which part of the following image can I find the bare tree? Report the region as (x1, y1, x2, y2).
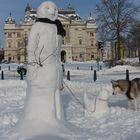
(128, 22, 140, 61)
(96, 0, 140, 60)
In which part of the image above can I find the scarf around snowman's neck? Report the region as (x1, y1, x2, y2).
(36, 18, 66, 37)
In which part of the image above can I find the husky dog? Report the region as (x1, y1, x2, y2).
(111, 78, 140, 111)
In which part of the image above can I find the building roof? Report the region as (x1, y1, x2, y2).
(58, 4, 76, 15)
(86, 13, 95, 23)
(5, 4, 96, 27)
(25, 3, 31, 12)
(5, 13, 16, 24)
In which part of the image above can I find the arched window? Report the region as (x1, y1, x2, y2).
(79, 39, 82, 45)
(91, 40, 93, 46)
(8, 42, 12, 48)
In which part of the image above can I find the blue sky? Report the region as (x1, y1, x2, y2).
(1, 0, 99, 22)
(0, 0, 101, 47)
(0, 0, 139, 47)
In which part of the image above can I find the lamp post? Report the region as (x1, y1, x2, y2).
(24, 33, 28, 63)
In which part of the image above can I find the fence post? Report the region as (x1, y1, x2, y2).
(94, 70, 97, 82)
(67, 71, 70, 81)
(1, 71, 4, 80)
(20, 71, 23, 80)
(100, 65, 102, 70)
(126, 69, 129, 81)
(8, 66, 10, 71)
(91, 66, 93, 70)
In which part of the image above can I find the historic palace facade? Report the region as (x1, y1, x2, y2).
(4, 4, 97, 63)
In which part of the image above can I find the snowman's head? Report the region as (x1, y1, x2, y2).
(37, 1, 58, 21)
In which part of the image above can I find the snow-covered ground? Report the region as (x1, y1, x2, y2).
(0, 60, 140, 140)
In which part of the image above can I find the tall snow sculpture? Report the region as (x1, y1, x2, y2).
(15, 1, 67, 139)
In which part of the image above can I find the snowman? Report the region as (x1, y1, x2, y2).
(84, 86, 112, 118)
(14, 1, 67, 139)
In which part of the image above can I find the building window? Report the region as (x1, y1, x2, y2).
(8, 54, 11, 62)
(80, 53, 82, 58)
(8, 42, 12, 48)
(8, 33, 12, 38)
(17, 32, 21, 38)
(91, 40, 93, 46)
(17, 56, 20, 61)
(17, 41, 21, 47)
(90, 32, 94, 37)
(79, 39, 82, 45)
(91, 55, 94, 59)
(91, 52, 94, 60)
(62, 39, 64, 44)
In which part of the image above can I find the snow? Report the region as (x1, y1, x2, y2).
(1, 0, 140, 138)
(0, 58, 140, 139)
(104, 65, 138, 73)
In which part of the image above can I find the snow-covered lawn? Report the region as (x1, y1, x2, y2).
(0, 62, 140, 140)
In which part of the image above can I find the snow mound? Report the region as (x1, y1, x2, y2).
(110, 65, 137, 72)
(26, 134, 69, 140)
(102, 65, 137, 74)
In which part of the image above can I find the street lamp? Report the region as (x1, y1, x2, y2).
(24, 33, 28, 63)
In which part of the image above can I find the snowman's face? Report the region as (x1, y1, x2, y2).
(37, 1, 58, 21)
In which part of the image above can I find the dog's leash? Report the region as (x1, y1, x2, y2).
(63, 81, 86, 109)
(63, 81, 108, 115)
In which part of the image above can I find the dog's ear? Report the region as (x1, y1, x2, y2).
(111, 80, 118, 86)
